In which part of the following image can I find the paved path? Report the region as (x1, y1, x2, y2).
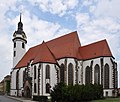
(0, 95, 38, 102)
(0, 95, 20, 102)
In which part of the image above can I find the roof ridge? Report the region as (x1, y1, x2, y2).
(47, 31, 77, 43)
(30, 31, 77, 49)
(43, 41, 59, 65)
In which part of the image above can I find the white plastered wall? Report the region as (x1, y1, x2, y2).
(18, 67, 26, 96)
(57, 58, 79, 85)
(82, 57, 114, 97)
(32, 63, 57, 97)
(10, 69, 18, 96)
(13, 39, 26, 68)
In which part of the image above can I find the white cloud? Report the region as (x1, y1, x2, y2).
(75, 12, 120, 87)
(28, 0, 78, 16)
(75, 13, 120, 58)
(94, 0, 120, 18)
(0, 1, 72, 81)
(0, 0, 18, 81)
(75, 13, 90, 27)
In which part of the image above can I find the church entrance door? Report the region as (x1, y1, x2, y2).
(24, 86, 31, 98)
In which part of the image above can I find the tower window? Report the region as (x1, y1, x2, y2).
(14, 51, 16, 57)
(22, 43, 25, 49)
(14, 42, 16, 48)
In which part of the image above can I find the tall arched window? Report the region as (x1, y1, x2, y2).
(68, 63, 73, 85)
(104, 64, 109, 89)
(60, 64, 64, 83)
(85, 66, 92, 84)
(46, 65, 50, 79)
(46, 83, 50, 93)
(34, 83, 36, 93)
(94, 64, 100, 84)
(34, 66, 36, 79)
(16, 70, 19, 90)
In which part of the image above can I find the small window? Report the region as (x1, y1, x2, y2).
(22, 43, 25, 49)
(14, 42, 16, 48)
(14, 51, 16, 57)
(106, 91, 108, 97)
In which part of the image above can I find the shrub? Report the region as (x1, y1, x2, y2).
(50, 83, 103, 102)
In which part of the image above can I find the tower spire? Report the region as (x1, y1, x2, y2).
(18, 13, 23, 31)
(20, 12, 21, 22)
(12, 12, 27, 68)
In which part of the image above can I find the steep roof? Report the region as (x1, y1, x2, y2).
(15, 31, 81, 69)
(15, 45, 39, 68)
(33, 41, 57, 64)
(79, 39, 113, 60)
(46, 31, 82, 59)
(15, 31, 113, 69)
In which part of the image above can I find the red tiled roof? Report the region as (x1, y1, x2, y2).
(15, 31, 81, 69)
(46, 31, 82, 59)
(33, 41, 57, 64)
(15, 45, 39, 68)
(79, 39, 112, 60)
(15, 31, 113, 69)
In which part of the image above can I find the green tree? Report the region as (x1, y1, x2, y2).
(6, 80, 10, 94)
(50, 83, 103, 102)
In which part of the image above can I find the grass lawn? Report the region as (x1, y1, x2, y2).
(91, 97, 120, 102)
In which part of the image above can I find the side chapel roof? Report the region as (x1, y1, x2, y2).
(79, 39, 112, 60)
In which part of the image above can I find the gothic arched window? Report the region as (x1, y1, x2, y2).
(85, 66, 92, 84)
(94, 64, 100, 84)
(46, 83, 50, 93)
(34, 83, 36, 93)
(34, 66, 36, 79)
(60, 64, 65, 83)
(68, 63, 73, 85)
(16, 70, 19, 90)
(104, 64, 109, 89)
(46, 65, 50, 79)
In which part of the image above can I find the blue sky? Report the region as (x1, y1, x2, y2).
(0, 0, 120, 87)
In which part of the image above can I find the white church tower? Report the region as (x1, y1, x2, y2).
(12, 14, 27, 68)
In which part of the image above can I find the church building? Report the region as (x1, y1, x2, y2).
(10, 15, 118, 98)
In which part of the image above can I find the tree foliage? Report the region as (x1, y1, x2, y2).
(50, 83, 103, 102)
(6, 80, 10, 94)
